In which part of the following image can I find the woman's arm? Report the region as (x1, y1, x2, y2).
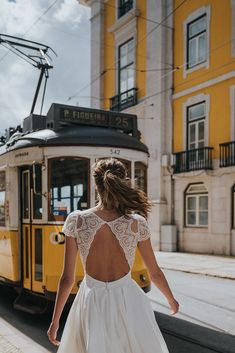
(138, 239, 179, 315)
(47, 236, 78, 345)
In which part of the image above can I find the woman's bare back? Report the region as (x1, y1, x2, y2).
(62, 207, 151, 282)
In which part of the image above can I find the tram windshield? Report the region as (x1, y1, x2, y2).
(48, 158, 89, 221)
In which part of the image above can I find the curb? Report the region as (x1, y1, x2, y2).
(0, 318, 50, 353)
(159, 266, 235, 280)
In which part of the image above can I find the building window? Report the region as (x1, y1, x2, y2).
(134, 162, 147, 193)
(187, 101, 205, 161)
(185, 183, 208, 227)
(0, 172, 6, 226)
(187, 14, 207, 69)
(110, 38, 137, 111)
(118, 0, 133, 18)
(119, 38, 134, 96)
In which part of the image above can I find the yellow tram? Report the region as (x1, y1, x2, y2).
(0, 103, 151, 313)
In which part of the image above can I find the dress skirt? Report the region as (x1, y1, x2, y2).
(57, 271, 169, 353)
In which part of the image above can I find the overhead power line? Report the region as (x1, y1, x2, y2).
(0, 0, 60, 64)
(66, 0, 188, 102)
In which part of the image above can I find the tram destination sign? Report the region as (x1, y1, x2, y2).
(46, 104, 138, 137)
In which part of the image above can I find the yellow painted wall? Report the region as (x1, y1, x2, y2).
(174, 78, 235, 158)
(173, 0, 235, 158)
(103, 0, 147, 110)
(174, 0, 235, 92)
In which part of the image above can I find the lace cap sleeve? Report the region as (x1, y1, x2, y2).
(62, 211, 79, 238)
(138, 215, 151, 242)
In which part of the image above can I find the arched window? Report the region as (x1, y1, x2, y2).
(185, 183, 208, 227)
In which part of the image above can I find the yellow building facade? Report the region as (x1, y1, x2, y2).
(79, 0, 235, 255)
(79, 0, 175, 250)
(173, 0, 235, 255)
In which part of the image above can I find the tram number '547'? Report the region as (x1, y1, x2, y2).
(110, 149, 121, 156)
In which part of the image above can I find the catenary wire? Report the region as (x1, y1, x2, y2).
(92, 0, 174, 30)
(66, 0, 188, 102)
(0, 0, 61, 64)
(70, 35, 235, 105)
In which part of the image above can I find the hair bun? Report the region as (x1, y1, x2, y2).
(103, 169, 112, 180)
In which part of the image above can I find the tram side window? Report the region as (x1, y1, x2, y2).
(49, 158, 89, 221)
(0, 172, 6, 226)
(135, 162, 147, 193)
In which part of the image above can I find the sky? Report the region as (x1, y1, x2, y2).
(0, 0, 91, 135)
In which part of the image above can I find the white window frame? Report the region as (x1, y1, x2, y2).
(118, 38, 135, 95)
(187, 102, 206, 150)
(185, 184, 208, 227)
(183, 6, 211, 78)
(183, 93, 210, 150)
(114, 19, 137, 95)
(115, 0, 136, 21)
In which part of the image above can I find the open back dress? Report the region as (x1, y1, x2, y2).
(57, 209, 170, 353)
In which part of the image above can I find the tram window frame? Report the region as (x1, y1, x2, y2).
(48, 157, 90, 221)
(134, 162, 147, 193)
(33, 164, 43, 220)
(0, 171, 6, 227)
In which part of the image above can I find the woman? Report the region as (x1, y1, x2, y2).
(47, 158, 179, 353)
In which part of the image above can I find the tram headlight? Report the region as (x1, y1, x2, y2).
(50, 232, 65, 245)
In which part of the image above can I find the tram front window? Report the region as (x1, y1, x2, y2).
(49, 158, 89, 221)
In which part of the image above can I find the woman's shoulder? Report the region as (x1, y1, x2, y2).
(131, 213, 147, 222)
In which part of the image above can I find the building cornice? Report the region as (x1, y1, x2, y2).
(173, 70, 235, 99)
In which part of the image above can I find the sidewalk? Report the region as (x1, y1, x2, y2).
(155, 251, 235, 279)
(0, 317, 50, 353)
(149, 251, 235, 336)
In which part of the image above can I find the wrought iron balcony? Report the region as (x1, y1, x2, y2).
(110, 88, 138, 112)
(220, 141, 235, 167)
(173, 147, 213, 174)
(118, 0, 133, 18)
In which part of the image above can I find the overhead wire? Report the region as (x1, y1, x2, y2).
(70, 35, 235, 106)
(92, 0, 174, 30)
(0, 0, 61, 119)
(0, 0, 61, 64)
(39, 16, 167, 66)
(66, 0, 188, 102)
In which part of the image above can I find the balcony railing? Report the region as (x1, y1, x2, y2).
(174, 147, 213, 174)
(118, 0, 133, 18)
(110, 88, 138, 112)
(220, 141, 235, 167)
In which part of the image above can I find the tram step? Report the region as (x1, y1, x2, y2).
(13, 290, 48, 314)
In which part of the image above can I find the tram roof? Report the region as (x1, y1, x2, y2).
(0, 103, 149, 155)
(0, 125, 148, 155)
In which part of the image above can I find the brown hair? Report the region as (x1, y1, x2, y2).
(92, 158, 151, 219)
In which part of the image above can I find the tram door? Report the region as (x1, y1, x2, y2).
(21, 165, 43, 292)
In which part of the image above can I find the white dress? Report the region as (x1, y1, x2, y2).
(57, 210, 170, 353)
